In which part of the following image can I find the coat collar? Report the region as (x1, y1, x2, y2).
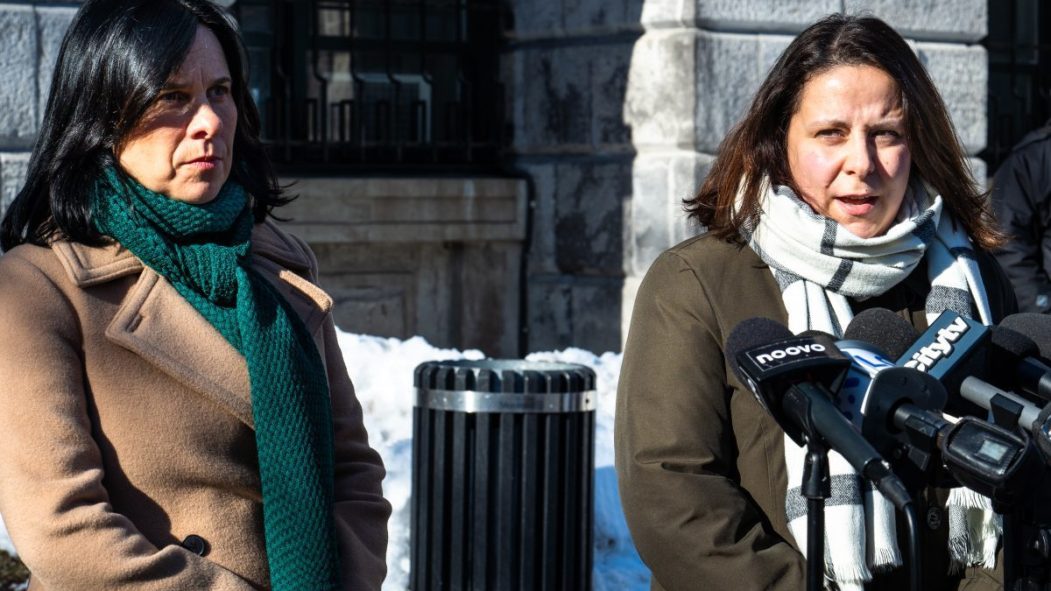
(52, 219, 314, 287)
(51, 220, 331, 429)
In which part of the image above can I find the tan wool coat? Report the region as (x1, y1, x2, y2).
(0, 220, 391, 590)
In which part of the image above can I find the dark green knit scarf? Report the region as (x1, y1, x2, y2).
(92, 171, 341, 590)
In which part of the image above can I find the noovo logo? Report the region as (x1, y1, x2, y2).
(753, 343, 827, 366)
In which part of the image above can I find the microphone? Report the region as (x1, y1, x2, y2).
(1000, 313, 1051, 359)
(893, 310, 1001, 419)
(726, 317, 911, 509)
(833, 312, 947, 468)
(891, 310, 1051, 443)
(833, 309, 927, 427)
(838, 311, 1034, 499)
(987, 316, 1051, 403)
(844, 308, 918, 359)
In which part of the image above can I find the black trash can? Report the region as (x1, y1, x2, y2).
(410, 359, 596, 591)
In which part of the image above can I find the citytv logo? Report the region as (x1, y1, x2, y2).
(903, 316, 969, 372)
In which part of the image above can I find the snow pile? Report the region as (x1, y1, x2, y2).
(338, 331, 650, 591)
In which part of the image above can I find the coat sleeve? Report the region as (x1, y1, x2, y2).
(0, 251, 258, 590)
(990, 145, 1051, 313)
(615, 251, 805, 591)
(322, 317, 392, 591)
(290, 232, 392, 591)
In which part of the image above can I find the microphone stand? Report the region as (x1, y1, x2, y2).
(802, 439, 831, 591)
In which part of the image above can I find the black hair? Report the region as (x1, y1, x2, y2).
(0, 0, 288, 251)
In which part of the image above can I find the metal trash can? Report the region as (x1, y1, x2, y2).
(411, 359, 597, 591)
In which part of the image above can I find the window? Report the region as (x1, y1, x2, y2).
(231, 0, 506, 172)
(984, 0, 1051, 170)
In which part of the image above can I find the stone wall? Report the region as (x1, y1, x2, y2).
(504, 0, 646, 354)
(278, 177, 528, 358)
(0, 2, 78, 213)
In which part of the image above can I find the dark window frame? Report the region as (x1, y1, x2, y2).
(983, 0, 1051, 172)
(232, 0, 507, 174)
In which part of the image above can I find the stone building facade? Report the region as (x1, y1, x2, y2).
(0, 0, 990, 356)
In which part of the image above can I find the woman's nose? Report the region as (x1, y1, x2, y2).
(843, 135, 876, 177)
(188, 101, 223, 139)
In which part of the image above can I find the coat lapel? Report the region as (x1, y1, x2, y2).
(53, 222, 333, 430)
(106, 267, 256, 427)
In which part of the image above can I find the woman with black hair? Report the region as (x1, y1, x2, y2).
(0, 1, 389, 589)
(616, 14, 1012, 591)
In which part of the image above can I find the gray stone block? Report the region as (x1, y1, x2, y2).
(0, 6, 38, 148)
(568, 279, 623, 352)
(590, 43, 632, 148)
(554, 160, 629, 275)
(915, 42, 987, 154)
(513, 39, 635, 152)
(623, 30, 697, 150)
(645, 0, 841, 30)
(966, 157, 987, 187)
(669, 152, 711, 244)
(522, 163, 559, 274)
(526, 279, 573, 351)
(628, 151, 712, 276)
(564, 0, 646, 32)
(843, 0, 986, 42)
(516, 47, 592, 150)
(36, 6, 77, 125)
(640, 0, 695, 29)
(758, 34, 794, 77)
(507, 0, 563, 37)
(526, 277, 622, 353)
(693, 0, 840, 32)
(1, 152, 31, 217)
(695, 31, 763, 153)
(628, 155, 668, 274)
(508, 0, 645, 38)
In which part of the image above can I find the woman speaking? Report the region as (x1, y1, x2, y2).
(0, 0, 389, 589)
(616, 14, 1014, 591)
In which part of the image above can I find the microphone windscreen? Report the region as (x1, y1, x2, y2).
(844, 308, 918, 359)
(1000, 313, 1051, 359)
(990, 326, 1040, 359)
(725, 317, 793, 383)
(799, 329, 835, 339)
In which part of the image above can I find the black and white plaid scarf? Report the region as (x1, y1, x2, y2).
(742, 179, 999, 589)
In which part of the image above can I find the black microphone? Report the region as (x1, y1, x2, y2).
(835, 312, 951, 474)
(840, 311, 1033, 500)
(844, 308, 918, 359)
(988, 316, 1051, 403)
(726, 317, 911, 509)
(1000, 313, 1051, 359)
(833, 309, 928, 428)
(890, 310, 1051, 439)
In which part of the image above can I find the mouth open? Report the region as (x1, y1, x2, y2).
(837, 195, 878, 216)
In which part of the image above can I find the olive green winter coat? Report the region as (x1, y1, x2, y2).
(616, 232, 1014, 591)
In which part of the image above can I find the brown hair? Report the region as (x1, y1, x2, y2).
(685, 13, 1003, 249)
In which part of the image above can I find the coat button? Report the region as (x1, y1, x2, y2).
(181, 534, 209, 556)
(926, 506, 943, 530)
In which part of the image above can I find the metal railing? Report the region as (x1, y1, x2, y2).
(232, 0, 506, 173)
